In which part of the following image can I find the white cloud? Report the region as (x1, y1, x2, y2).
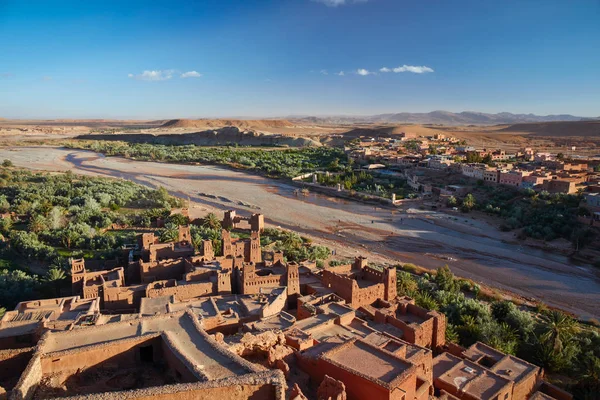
(128, 70, 175, 81)
(356, 68, 373, 76)
(335, 71, 345, 76)
(379, 67, 391, 73)
(391, 65, 434, 74)
(181, 71, 202, 78)
(312, 0, 368, 7)
(320, 69, 329, 75)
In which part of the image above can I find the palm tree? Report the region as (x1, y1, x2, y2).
(45, 267, 66, 297)
(462, 193, 476, 211)
(282, 231, 303, 249)
(539, 310, 577, 353)
(202, 213, 221, 230)
(160, 223, 179, 242)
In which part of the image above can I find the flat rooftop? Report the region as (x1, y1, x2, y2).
(433, 352, 511, 400)
(490, 355, 539, 384)
(324, 340, 413, 385)
(41, 311, 256, 381)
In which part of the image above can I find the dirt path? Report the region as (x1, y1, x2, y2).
(1, 146, 599, 319)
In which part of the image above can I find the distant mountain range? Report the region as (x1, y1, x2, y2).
(293, 111, 597, 125)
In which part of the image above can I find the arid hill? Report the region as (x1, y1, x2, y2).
(78, 126, 321, 147)
(497, 120, 600, 137)
(160, 119, 296, 130)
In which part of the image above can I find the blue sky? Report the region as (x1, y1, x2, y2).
(0, 0, 598, 119)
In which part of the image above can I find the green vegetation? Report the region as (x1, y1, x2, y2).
(310, 169, 416, 200)
(64, 140, 347, 179)
(0, 166, 183, 309)
(397, 264, 600, 397)
(474, 185, 591, 246)
(260, 227, 330, 265)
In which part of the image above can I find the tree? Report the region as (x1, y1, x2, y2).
(538, 310, 577, 353)
(44, 267, 66, 296)
(160, 223, 179, 242)
(202, 213, 222, 230)
(1, 159, 13, 167)
(435, 265, 460, 293)
(447, 196, 458, 207)
(462, 193, 476, 212)
(28, 215, 48, 234)
(281, 231, 303, 250)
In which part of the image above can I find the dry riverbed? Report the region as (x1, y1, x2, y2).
(0, 146, 598, 319)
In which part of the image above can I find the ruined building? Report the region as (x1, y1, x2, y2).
(0, 210, 572, 400)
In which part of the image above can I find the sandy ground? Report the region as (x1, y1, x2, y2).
(1, 146, 598, 319)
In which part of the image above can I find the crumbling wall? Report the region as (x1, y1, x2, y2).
(317, 375, 346, 400)
(146, 281, 216, 302)
(350, 283, 384, 309)
(40, 335, 162, 378)
(59, 370, 286, 400)
(103, 285, 145, 311)
(261, 290, 287, 318)
(140, 259, 185, 283)
(10, 354, 42, 400)
(321, 271, 354, 304)
(0, 347, 34, 391)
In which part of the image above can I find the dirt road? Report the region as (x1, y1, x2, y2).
(1, 146, 598, 319)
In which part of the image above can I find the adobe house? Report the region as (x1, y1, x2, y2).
(432, 342, 571, 400)
(361, 297, 446, 351)
(222, 210, 264, 233)
(432, 352, 513, 400)
(301, 338, 431, 400)
(222, 229, 262, 263)
(10, 310, 286, 400)
(238, 261, 300, 300)
(319, 257, 397, 309)
(0, 296, 100, 352)
(140, 226, 194, 263)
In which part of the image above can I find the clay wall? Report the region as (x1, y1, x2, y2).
(11, 353, 42, 400)
(159, 333, 199, 383)
(40, 335, 162, 378)
(0, 347, 34, 391)
(222, 229, 233, 257)
(537, 381, 573, 400)
(351, 283, 384, 309)
(178, 226, 191, 243)
(242, 275, 286, 295)
(146, 281, 216, 302)
(0, 330, 38, 350)
(321, 270, 354, 304)
(201, 240, 214, 260)
(140, 259, 185, 283)
(149, 243, 194, 263)
(316, 357, 415, 400)
(326, 264, 354, 275)
(434, 376, 512, 400)
(261, 291, 288, 318)
(363, 266, 383, 282)
(217, 272, 232, 294)
(512, 369, 540, 400)
(56, 370, 285, 400)
(103, 285, 145, 311)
